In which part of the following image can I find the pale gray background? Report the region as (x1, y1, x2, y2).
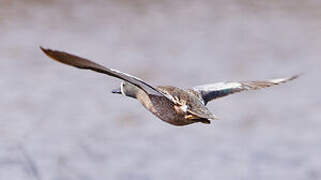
(1, 0, 320, 180)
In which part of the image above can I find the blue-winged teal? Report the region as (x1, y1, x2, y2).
(41, 47, 298, 126)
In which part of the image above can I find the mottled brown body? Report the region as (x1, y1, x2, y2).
(137, 86, 212, 126)
(41, 47, 298, 126)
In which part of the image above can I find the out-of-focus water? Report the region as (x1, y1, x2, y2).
(1, 0, 320, 179)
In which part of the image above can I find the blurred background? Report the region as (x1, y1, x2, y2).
(1, 0, 320, 179)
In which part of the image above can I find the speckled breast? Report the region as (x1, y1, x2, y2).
(137, 92, 196, 126)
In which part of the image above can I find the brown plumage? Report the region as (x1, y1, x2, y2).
(41, 47, 299, 126)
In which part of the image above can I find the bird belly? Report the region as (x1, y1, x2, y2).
(137, 93, 196, 126)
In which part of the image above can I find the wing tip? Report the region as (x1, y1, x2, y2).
(40, 46, 50, 55)
(270, 74, 301, 84)
(40, 46, 59, 61)
(288, 74, 302, 81)
(39, 46, 79, 68)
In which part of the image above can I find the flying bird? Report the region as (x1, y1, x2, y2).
(41, 47, 298, 126)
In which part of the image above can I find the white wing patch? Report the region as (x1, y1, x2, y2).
(193, 82, 242, 91)
(111, 68, 176, 102)
(269, 77, 288, 84)
(110, 68, 145, 82)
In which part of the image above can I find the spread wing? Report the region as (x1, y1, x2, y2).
(191, 75, 299, 105)
(40, 47, 176, 102)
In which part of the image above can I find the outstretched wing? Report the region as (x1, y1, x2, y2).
(191, 75, 299, 105)
(40, 47, 176, 102)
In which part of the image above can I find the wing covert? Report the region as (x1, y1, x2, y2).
(192, 75, 299, 105)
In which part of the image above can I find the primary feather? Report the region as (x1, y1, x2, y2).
(192, 75, 299, 105)
(40, 47, 176, 103)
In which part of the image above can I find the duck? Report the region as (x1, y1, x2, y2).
(40, 47, 298, 126)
